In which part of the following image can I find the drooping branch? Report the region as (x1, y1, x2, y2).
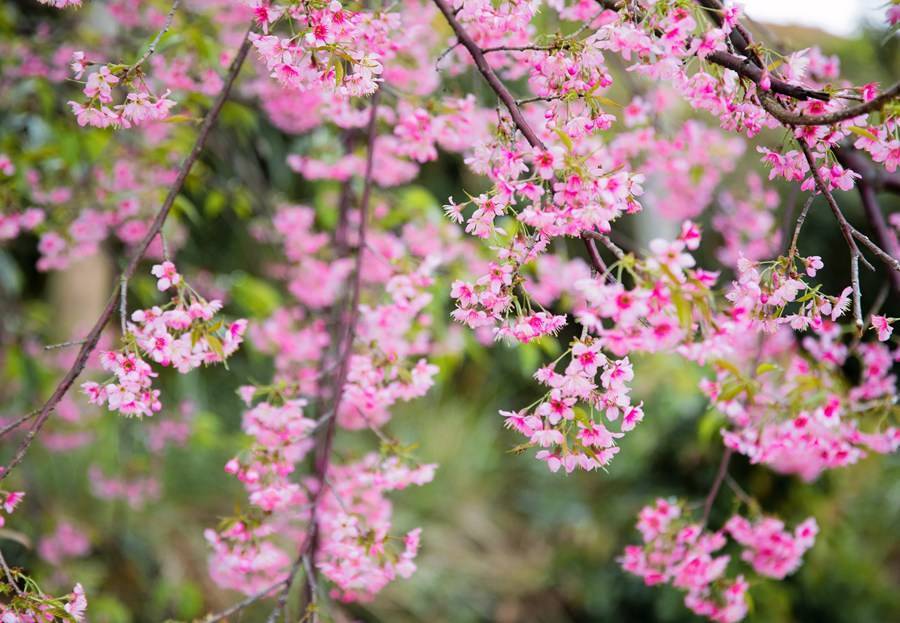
(198, 579, 286, 623)
(0, 26, 255, 484)
(264, 92, 381, 623)
(833, 147, 900, 293)
(797, 142, 868, 329)
(431, 0, 545, 151)
(700, 447, 733, 528)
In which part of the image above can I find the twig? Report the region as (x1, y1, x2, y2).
(786, 195, 815, 264)
(0, 548, 22, 597)
(0, 411, 39, 439)
(834, 147, 900, 292)
(701, 447, 733, 528)
(431, 0, 545, 150)
(198, 579, 286, 623)
(44, 338, 88, 351)
(851, 228, 900, 274)
(435, 40, 460, 69)
(583, 238, 606, 274)
(119, 276, 129, 334)
(796, 142, 869, 328)
(267, 92, 381, 621)
(581, 230, 626, 261)
(850, 253, 863, 330)
(0, 26, 255, 484)
(724, 474, 756, 510)
(125, 0, 181, 79)
(302, 555, 319, 623)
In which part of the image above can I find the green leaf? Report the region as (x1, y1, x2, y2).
(206, 333, 225, 360)
(755, 363, 779, 376)
(847, 125, 878, 142)
(554, 127, 574, 152)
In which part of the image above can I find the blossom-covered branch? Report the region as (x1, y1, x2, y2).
(0, 27, 255, 484)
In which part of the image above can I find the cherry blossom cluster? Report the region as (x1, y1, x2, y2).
(68, 57, 177, 129)
(0, 581, 87, 622)
(706, 329, 899, 482)
(81, 263, 246, 417)
(621, 499, 817, 623)
(248, 0, 386, 97)
(205, 200, 464, 601)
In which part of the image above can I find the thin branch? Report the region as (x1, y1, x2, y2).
(850, 253, 863, 330)
(0, 548, 22, 597)
(0, 410, 38, 439)
(786, 194, 815, 264)
(119, 275, 129, 334)
(796, 143, 869, 264)
(431, 0, 546, 150)
(435, 40, 460, 69)
(44, 338, 88, 351)
(796, 142, 868, 328)
(851, 228, 900, 274)
(701, 447, 733, 528)
(267, 92, 381, 622)
(0, 26, 255, 484)
(198, 579, 286, 623)
(482, 44, 556, 54)
(583, 238, 606, 274)
(834, 147, 900, 291)
(125, 0, 181, 79)
(581, 230, 626, 261)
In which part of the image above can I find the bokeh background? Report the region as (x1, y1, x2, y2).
(1, 2, 899, 622)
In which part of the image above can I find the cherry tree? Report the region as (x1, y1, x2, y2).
(0, 0, 898, 620)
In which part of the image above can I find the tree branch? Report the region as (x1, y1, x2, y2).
(705, 50, 829, 101)
(431, 0, 546, 150)
(760, 83, 900, 126)
(833, 147, 900, 292)
(0, 27, 255, 483)
(267, 92, 381, 622)
(701, 447, 732, 528)
(125, 0, 182, 79)
(797, 142, 869, 329)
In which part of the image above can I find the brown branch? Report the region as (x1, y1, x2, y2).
(267, 93, 381, 622)
(582, 230, 627, 261)
(851, 228, 900, 275)
(0, 27, 255, 484)
(0, 410, 38, 439)
(786, 195, 815, 265)
(583, 238, 606, 274)
(704, 50, 829, 101)
(833, 147, 900, 292)
(198, 579, 286, 623)
(0, 549, 22, 597)
(701, 447, 733, 528)
(431, 0, 545, 150)
(797, 142, 868, 329)
(761, 83, 900, 126)
(125, 0, 181, 79)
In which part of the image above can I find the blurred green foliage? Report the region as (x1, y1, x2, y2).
(0, 11, 898, 623)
